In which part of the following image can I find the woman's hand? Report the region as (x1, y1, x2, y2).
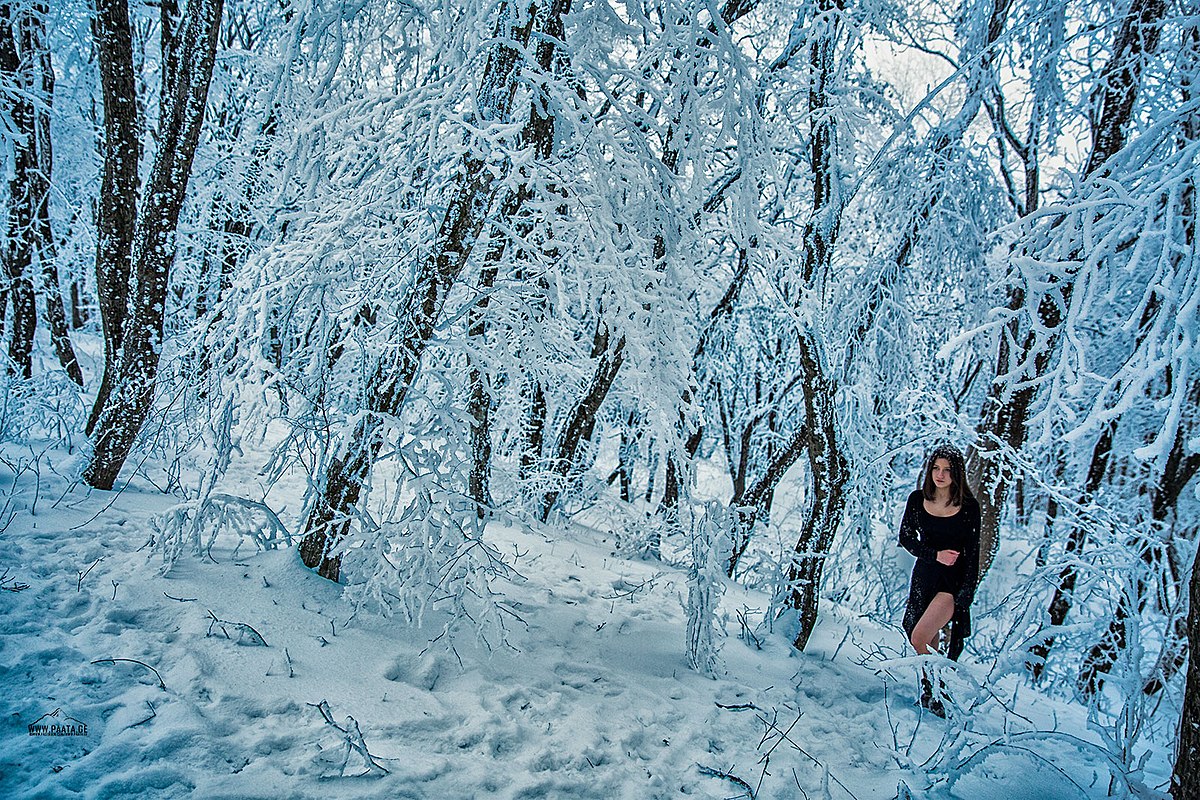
(936, 550, 960, 566)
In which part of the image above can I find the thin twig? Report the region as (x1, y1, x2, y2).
(77, 557, 104, 592)
(1, 567, 30, 592)
(92, 658, 167, 690)
(130, 700, 157, 728)
(757, 712, 861, 800)
(206, 610, 268, 646)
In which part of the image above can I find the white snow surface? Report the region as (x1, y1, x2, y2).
(0, 448, 1165, 799)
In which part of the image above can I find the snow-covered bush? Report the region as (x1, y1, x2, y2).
(155, 493, 294, 571)
(0, 368, 86, 450)
(686, 501, 733, 676)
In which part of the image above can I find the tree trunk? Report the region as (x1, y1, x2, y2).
(1173, 542, 1200, 798)
(85, 0, 141, 434)
(750, 0, 849, 652)
(299, 2, 550, 580)
(1078, 14, 1193, 693)
(84, 0, 226, 489)
(521, 377, 547, 483)
(467, 202, 513, 518)
(1, 3, 38, 379)
(786, 389, 849, 651)
(24, 4, 83, 384)
(1027, 422, 1114, 679)
(539, 326, 626, 520)
(1080, 380, 1200, 695)
(467, 0, 569, 516)
(968, 0, 1165, 578)
(70, 279, 88, 329)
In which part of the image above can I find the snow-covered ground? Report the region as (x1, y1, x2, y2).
(0, 442, 1170, 799)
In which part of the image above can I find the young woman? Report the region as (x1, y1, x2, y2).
(898, 443, 982, 662)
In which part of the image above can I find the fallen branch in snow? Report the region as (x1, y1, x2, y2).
(753, 708, 804, 797)
(697, 764, 754, 797)
(130, 700, 157, 729)
(91, 658, 167, 690)
(716, 701, 759, 711)
(163, 591, 197, 602)
(601, 573, 662, 603)
(309, 700, 390, 778)
(949, 730, 1127, 798)
(1, 567, 30, 592)
(206, 610, 268, 646)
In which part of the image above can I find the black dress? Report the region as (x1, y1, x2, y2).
(898, 489, 981, 660)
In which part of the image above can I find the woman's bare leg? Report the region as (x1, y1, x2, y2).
(910, 592, 955, 655)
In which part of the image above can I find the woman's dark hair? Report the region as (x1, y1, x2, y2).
(920, 443, 976, 506)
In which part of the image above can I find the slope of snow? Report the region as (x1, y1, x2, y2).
(0, 445, 1170, 799)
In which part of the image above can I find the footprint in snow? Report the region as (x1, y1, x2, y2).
(552, 661, 621, 696)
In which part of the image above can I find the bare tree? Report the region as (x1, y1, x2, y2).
(84, 0, 226, 489)
(468, 0, 571, 518)
(27, 1, 83, 385)
(85, 0, 140, 433)
(298, 1, 559, 581)
(967, 0, 1167, 577)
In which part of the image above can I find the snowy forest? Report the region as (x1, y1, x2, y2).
(1, 0, 1198, 796)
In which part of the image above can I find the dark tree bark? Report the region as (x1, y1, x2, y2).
(521, 377, 547, 483)
(70, 279, 88, 329)
(1, 3, 38, 379)
(772, 0, 848, 652)
(1079, 380, 1200, 695)
(706, 0, 852, 651)
(84, 0, 226, 489)
(85, 0, 141, 433)
(468, 0, 570, 517)
(1026, 421, 1114, 679)
(968, 0, 1165, 578)
(1174, 542, 1200, 798)
(538, 323, 626, 521)
(300, 2, 554, 581)
(23, 4, 83, 384)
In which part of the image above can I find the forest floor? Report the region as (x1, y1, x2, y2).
(0, 434, 1174, 799)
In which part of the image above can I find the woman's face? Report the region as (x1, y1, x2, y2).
(931, 458, 954, 491)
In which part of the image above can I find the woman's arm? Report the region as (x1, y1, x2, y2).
(898, 492, 937, 562)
